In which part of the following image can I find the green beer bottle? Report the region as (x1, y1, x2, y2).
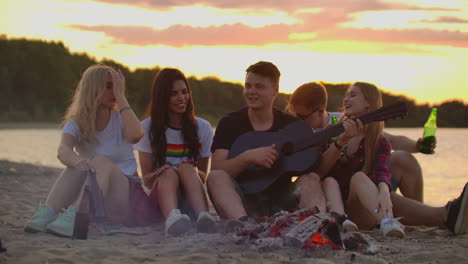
(331, 115, 338, 141)
(420, 108, 437, 154)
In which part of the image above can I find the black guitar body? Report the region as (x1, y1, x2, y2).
(229, 121, 321, 194)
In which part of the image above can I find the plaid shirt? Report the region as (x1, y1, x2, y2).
(326, 136, 392, 200)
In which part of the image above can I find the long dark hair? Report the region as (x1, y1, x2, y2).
(145, 68, 199, 168)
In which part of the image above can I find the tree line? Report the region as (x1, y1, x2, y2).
(1, 36, 468, 127)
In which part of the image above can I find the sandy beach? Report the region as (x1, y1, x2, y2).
(0, 159, 467, 264)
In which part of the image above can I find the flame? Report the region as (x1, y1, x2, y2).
(311, 233, 330, 245)
(303, 232, 341, 250)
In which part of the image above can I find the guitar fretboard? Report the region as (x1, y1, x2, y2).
(289, 102, 407, 154)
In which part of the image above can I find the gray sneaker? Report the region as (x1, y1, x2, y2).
(24, 203, 57, 233)
(196, 211, 217, 233)
(46, 206, 77, 237)
(165, 209, 191, 236)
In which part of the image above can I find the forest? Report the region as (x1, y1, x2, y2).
(1, 36, 468, 127)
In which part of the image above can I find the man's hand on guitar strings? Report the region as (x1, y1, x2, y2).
(245, 144, 278, 168)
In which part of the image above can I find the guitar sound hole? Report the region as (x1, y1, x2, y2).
(281, 142, 294, 156)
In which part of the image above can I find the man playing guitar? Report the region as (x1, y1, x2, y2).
(206, 61, 346, 229)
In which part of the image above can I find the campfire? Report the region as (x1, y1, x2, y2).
(231, 208, 375, 254)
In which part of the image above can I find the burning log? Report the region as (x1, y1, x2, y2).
(283, 215, 323, 248)
(230, 209, 375, 254)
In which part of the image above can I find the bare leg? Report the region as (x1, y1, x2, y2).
(45, 167, 87, 212)
(346, 172, 381, 229)
(391, 192, 446, 226)
(390, 151, 424, 202)
(154, 168, 180, 218)
(206, 170, 246, 219)
(321, 177, 345, 214)
(91, 155, 130, 224)
(177, 163, 209, 216)
(295, 172, 327, 212)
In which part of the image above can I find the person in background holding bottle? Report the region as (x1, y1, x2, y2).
(134, 68, 216, 236)
(383, 107, 437, 202)
(24, 64, 157, 238)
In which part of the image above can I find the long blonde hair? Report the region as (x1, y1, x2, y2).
(345, 82, 384, 174)
(62, 64, 116, 144)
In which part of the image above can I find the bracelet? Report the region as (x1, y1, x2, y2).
(334, 140, 345, 151)
(119, 106, 131, 114)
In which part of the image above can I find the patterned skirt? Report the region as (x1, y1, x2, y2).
(126, 177, 164, 227)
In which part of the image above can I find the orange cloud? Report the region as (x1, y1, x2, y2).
(70, 12, 468, 49)
(94, 0, 456, 12)
(71, 23, 291, 46)
(67, 1, 467, 49)
(318, 27, 468, 48)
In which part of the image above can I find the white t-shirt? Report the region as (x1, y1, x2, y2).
(63, 110, 138, 176)
(134, 117, 213, 168)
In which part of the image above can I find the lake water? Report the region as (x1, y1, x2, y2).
(0, 126, 467, 206)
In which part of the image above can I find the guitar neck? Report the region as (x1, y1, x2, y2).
(293, 112, 382, 153)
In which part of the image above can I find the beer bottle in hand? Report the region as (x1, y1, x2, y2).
(331, 115, 338, 141)
(420, 108, 437, 154)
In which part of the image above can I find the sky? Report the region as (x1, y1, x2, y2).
(1, 0, 468, 104)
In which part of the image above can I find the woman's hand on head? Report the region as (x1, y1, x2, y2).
(110, 69, 126, 102)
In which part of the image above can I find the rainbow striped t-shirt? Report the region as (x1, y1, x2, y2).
(134, 117, 214, 168)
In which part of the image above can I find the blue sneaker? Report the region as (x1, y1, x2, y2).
(46, 206, 77, 237)
(24, 203, 57, 233)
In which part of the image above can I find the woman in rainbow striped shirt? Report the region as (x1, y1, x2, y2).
(134, 68, 216, 236)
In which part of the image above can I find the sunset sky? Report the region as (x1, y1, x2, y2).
(1, 0, 468, 104)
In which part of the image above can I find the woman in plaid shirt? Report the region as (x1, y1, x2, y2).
(320, 82, 405, 238)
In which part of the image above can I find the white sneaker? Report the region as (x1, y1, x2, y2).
(196, 211, 217, 233)
(165, 209, 191, 236)
(380, 217, 405, 238)
(342, 219, 359, 232)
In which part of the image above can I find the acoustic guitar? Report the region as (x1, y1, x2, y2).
(229, 102, 408, 194)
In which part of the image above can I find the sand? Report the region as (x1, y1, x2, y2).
(0, 159, 467, 264)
